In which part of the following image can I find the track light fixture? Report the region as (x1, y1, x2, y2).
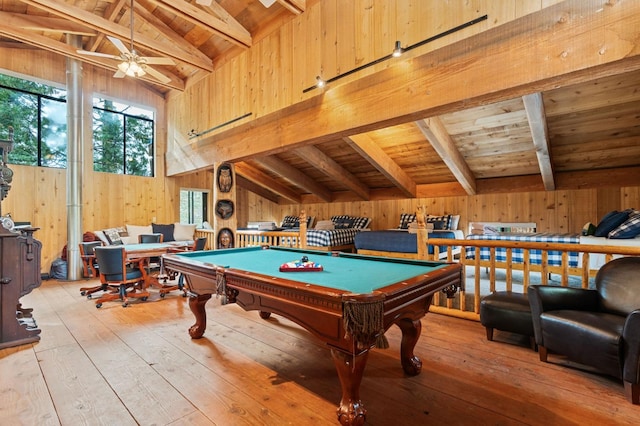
(392, 40, 403, 57)
(302, 15, 487, 93)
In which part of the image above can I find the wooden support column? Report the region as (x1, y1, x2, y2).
(213, 162, 236, 249)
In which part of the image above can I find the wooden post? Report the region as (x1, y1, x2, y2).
(416, 207, 427, 260)
(299, 210, 307, 248)
(213, 162, 237, 249)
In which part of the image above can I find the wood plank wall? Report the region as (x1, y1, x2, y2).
(240, 186, 640, 234)
(0, 50, 212, 272)
(165, 0, 565, 161)
(1, 0, 631, 273)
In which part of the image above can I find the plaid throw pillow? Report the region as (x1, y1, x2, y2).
(427, 215, 452, 230)
(281, 215, 299, 228)
(608, 211, 640, 239)
(351, 217, 370, 229)
(398, 213, 416, 229)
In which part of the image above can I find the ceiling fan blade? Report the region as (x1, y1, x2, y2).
(107, 36, 131, 56)
(142, 65, 171, 84)
(140, 57, 175, 65)
(77, 49, 120, 60)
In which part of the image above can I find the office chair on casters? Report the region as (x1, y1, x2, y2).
(93, 246, 150, 308)
(79, 241, 105, 298)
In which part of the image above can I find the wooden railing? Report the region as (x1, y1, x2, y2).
(193, 229, 215, 250)
(236, 229, 303, 248)
(426, 238, 640, 321)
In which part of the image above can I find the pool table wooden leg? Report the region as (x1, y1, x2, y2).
(396, 318, 423, 376)
(187, 293, 212, 338)
(331, 348, 368, 426)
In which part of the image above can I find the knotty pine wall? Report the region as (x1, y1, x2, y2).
(241, 186, 640, 234)
(0, 50, 211, 273)
(166, 0, 565, 158)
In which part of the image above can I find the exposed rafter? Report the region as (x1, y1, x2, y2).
(150, 0, 252, 49)
(294, 145, 370, 201)
(523, 92, 555, 191)
(18, 0, 214, 72)
(343, 134, 416, 198)
(276, 0, 306, 15)
(252, 156, 333, 202)
(415, 118, 477, 195)
(234, 162, 301, 203)
(0, 14, 185, 90)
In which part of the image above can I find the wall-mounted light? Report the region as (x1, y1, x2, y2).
(392, 40, 403, 57)
(316, 76, 326, 88)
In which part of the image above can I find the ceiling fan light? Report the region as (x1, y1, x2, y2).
(119, 60, 146, 78)
(259, 0, 277, 7)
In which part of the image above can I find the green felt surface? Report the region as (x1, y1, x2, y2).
(172, 246, 449, 294)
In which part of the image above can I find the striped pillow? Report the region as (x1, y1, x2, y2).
(608, 211, 640, 239)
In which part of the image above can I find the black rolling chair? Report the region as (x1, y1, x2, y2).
(93, 246, 150, 308)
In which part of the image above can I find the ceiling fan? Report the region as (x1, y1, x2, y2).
(77, 0, 174, 84)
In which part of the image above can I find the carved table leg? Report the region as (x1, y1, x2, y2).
(331, 348, 369, 426)
(188, 293, 212, 338)
(396, 318, 423, 375)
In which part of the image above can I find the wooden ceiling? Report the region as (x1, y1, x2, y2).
(1, 1, 640, 204)
(239, 69, 640, 204)
(0, 0, 304, 92)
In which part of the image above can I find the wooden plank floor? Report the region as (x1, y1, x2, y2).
(2, 278, 639, 425)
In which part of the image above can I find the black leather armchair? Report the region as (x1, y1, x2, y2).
(528, 256, 640, 404)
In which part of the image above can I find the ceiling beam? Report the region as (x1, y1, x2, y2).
(414, 117, 476, 195)
(252, 156, 333, 202)
(166, 0, 640, 175)
(19, 0, 214, 72)
(133, 2, 211, 67)
(294, 145, 370, 200)
(234, 162, 301, 203)
(523, 92, 555, 191)
(236, 174, 280, 203)
(88, 0, 128, 52)
(9, 13, 96, 36)
(151, 0, 251, 49)
(276, 0, 305, 15)
(343, 134, 416, 198)
(0, 15, 185, 91)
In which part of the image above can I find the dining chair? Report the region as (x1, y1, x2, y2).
(93, 246, 150, 308)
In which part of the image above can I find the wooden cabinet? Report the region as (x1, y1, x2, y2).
(0, 227, 42, 349)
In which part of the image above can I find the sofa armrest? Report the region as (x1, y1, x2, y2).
(528, 285, 599, 347)
(528, 285, 599, 313)
(623, 309, 640, 384)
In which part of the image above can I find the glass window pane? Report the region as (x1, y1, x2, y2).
(41, 98, 67, 168)
(125, 116, 153, 177)
(0, 87, 38, 166)
(93, 109, 124, 173)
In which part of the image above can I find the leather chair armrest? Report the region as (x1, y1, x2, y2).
(529, 285, 598, 312)
(528, 285, 599, 347)
(623, 309, 640, 384)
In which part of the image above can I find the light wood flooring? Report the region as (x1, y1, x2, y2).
(1, 277, 639, 425)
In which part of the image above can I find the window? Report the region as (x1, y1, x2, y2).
(92, 98, 155, 176)
(0, 73, 155, 176)
(180, 189, 208, 226)
(0, 74, 67, 167)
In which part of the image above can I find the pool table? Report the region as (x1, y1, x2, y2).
(163, 246, 461, 425)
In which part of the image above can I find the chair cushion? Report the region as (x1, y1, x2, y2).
(540, 310, 624, 378)
(480, 292, 534, 336)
